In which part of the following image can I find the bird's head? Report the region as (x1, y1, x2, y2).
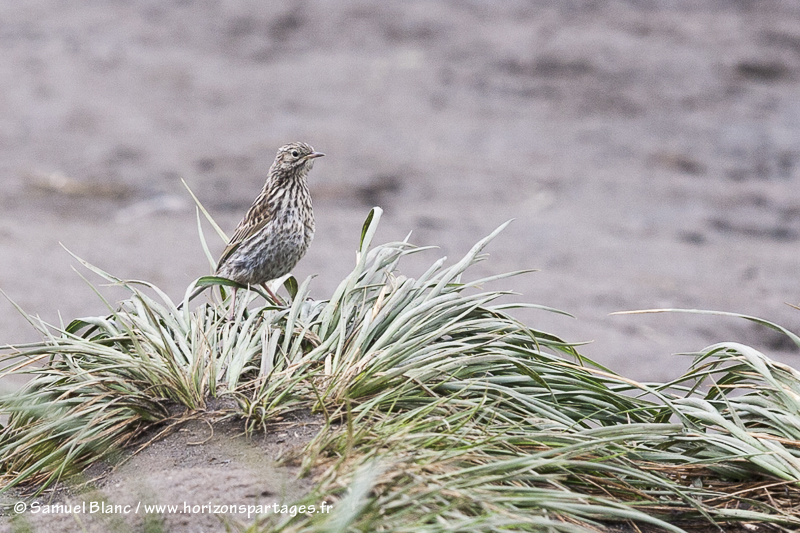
(272, 142, 325, 174)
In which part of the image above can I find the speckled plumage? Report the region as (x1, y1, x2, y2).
(216, 142, 322, 290)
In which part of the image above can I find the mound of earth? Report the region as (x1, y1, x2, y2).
(1, 410, 325, 533)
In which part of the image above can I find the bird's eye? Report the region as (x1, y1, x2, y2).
(291, 150, 299, 158)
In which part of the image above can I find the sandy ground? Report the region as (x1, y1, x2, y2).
(1, 411, 325, 532)
(1, 1, 800, 529)
(2, 0, 800, 382)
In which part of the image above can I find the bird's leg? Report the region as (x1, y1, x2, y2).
(261, 283, 285, 306)
(228, 287, 238, 321)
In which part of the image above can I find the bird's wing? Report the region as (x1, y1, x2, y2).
(217, 196, 273, 269)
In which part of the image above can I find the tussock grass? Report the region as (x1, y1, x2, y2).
(2, 207, 799, 531)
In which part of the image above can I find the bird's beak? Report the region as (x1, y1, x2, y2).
(305, 151, 325, 160)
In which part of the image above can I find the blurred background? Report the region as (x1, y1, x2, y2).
(1, 0, 799, 385)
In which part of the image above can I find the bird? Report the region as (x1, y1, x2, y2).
(215, 141, 323, 314)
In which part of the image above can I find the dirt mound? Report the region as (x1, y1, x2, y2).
(2, 411, 325, 532)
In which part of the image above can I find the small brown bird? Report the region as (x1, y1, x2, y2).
(216, 141, 323, 310)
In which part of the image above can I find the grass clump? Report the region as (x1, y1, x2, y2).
(2, 207, 800, 531)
